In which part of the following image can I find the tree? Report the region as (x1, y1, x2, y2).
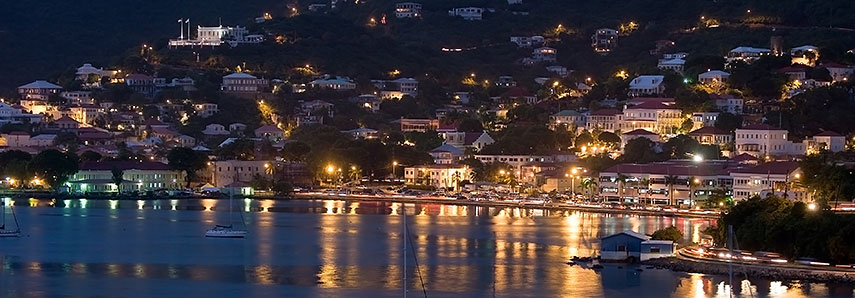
(29, 149, 78, 191)
(714, 112, 743, 133)
(457, 118, 484, 132)
(679, 118, 694, 134)
(651, 226, 683, 243)
(80, 150, 102, 162)
(580, 178, 598, 202)
(403, 131, 444, 151)
(111, 167, 124, 193)
(167, 147, 209, 188)
(664, 175, 679, 205)
(597, 131, 620, 145)
(621, 138, 662, 164)
(0, 150, 31, 178)
(281, 141, 311, 161)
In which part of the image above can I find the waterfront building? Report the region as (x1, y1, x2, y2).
(68, 161, 184, 193)
(403, 164, 471, 189)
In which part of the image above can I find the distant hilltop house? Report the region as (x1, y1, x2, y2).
(395, 2, 422, 18)
(591, 28, 618, 53)
(169, 22, 263, 48)
(522, 47, 556, 65)
(726, 46, 771, 64)
(627, 75, 665, 97)
(75, 63, 119, 82)
(657, 52, 688, 73)
(510, 35, 544, 48)
(790, 45, 819, 66)
(221, 73, 269, 94)
(372, 78, 419, 99)
(698, 70, 730, 85)
(448, 7, 484, 20)
(309, 76, 356, 91)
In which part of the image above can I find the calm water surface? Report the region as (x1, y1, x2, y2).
(0, 198, 852, 297)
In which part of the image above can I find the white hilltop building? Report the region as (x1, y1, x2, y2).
(169, 19, 263, 48)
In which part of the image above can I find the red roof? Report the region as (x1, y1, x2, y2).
(7, 131, 29, 136)
(730, 153, 759, 163)
(602, 162, 727, 176)
(80, 161, 171, 171)
(740, 123, 781, 130)
(623, 129, 657, 136)
(628, 101, 677, 110)
(628, 97, 675, 104)
(54, 116, 79, 124)
(500, 87, 533, 98)
(814, 131, 842, 137)
(730, 161, 799, 175)
(590, 109, 621, 116)
(255, 125, 283, 133)
(689, 127, 728, 135)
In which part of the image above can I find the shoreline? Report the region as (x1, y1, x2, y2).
(643, 254, 855, 283)
(2, 191, 720, 219)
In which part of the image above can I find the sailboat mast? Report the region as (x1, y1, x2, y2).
(403, 203, 407, 297)
(727, 225, 734, 298)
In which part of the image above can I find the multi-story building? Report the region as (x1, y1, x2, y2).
(309, 76, 356, 90)
(550, 110, 587, 130)
(448, 7, 484, 20)
(210, 160, 274, 188)
(69, 104, 104, 125)
(734, 123, 794, 157)
(194, 103, 219, 118)
(726, 46, 771, 64)
(404, 164, 471, 189)
(820, 63, 855, 82)
(712, 94, 743, 114)
(591, 28, 619, 53)
(395, 2, 422, 18)
(372, 78, 419, 99)
(400, 118, 439, 132)
(621, 101, 682, 135)
(68, 161, 185, 193)
(17, 80, 62, 101)
(688, 127, 732, 148)
(698, 70, 731, 85)
(221, 73, 269, 94)
(531, 47, 557, 63)
(586, 109, 622, 132)
(0, 103, 42, 124)
(598, 160, 734, 205)
(731, 161, 807, 201)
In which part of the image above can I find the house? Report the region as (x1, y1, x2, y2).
(309, 76, 356, 90)
(70, 104, 104, 125)
(221, 73, 269, 94)
(373, 78, 419, 99)
(395, 2, 422, 18)
(600, 231, 675, 261)
(404, 164, 471, 189)
(202, 124, 230, 136)
(734, 123, 795, 157)
(495, 76, 517, 88)
(820, 63, 855, 82)
(804, 131, 846, 154)
(777, 66, 808, 81)
(689, 127, 732, 148)
(731, 161, 807, 201)
(75, 63, 118, 81)
(300, 100, 335, 117)
(343, 127, 379, 139)
(621, 101, 682, 134)
(698, 70, 731, 85)
(586, 109, 623, 132)
(351, 94, 382, 112)
(45, 116, 80, 133)
(0, 103, 42, 124)
(628, 76, 665, 97)
(228, 123, 247, 134)
(124, 74, 157, 96)
(169, 77, 196, 91)
(657, 58, 686, 73)
(663, 52, 688, 60)
(790, 45, 819, 66)
(17, 80, 62, 101)
(61, 91, 95, 105)
(531, 47, 557, 63)
(448, 7, 484, 20)
(550, 110, 586, 130)
(591, 28, 619, 53)
(726, 47, 771, 64)
(194, 103, 218, 118)
(400, 118, 439, 132)
(509, 36, 544, 48)
(691, 112, 719, 129)
(495, 87, 537, 104)
(254, 125, 286, 142)
(441, 131, 494, 151)
(209, 160, 274, 188)
(175, 135, 196, 147)
(712, 94, 743, 114)
(430, 144, 464, 164)
(620, 129, 660, 150)
(545, 65, 569, 77)
(68, 161, 185, 193)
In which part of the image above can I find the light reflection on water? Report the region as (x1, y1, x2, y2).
(0, 198, 852, 297)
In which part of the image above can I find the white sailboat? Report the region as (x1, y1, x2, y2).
(0, 197, 21, 238)
(205, 187, 246, 238)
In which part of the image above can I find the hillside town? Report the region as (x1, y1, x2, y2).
(1, 2, 855, 214)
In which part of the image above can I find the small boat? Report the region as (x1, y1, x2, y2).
(0, 197, 20, 238)
(206, 187, 246, 238)
(205, 224, 247, 238)
(591, 259, 604, 269)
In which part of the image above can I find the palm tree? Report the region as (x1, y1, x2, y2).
(451, 171, 461, 191)
(638, 178, 651, 206)
(581, 178, 598, 202)
(615, 174, 629, 204)
(664, 175, 679, 206)
(110, 167, 124, 194)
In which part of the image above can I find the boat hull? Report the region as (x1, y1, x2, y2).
(205, 229, 247, 238)
(0, 231, 20, 238)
